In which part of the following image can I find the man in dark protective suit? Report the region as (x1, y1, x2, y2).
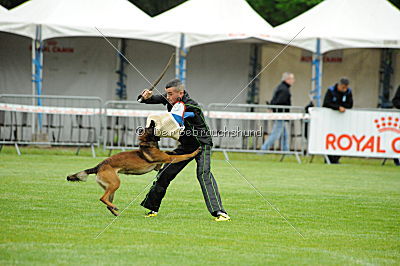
(138, 78, 230, 221)
(323, 77, 354, 164)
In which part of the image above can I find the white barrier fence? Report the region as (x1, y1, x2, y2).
(0, 94, 102, 156)
(102, 101, 177, 152)
(3, 95, 399, 163)
(207, 103, 309, 163)
(309, 107, 400, 159)
(0, 103, 101, 116)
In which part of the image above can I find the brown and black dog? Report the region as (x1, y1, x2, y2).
(67, 121, 200, 216)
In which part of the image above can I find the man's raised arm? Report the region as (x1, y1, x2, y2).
(137, 89, 168, 105)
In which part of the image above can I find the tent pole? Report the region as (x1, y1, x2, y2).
(178, 33, 187, 85)
(115, 39, 127, 100)
(378, 48, 394, 108)
(32, 24, 43, 134)
(37, 24, 43, 131)
(31, 38, 36, 136)
(316, 38, 322, 106)
(247, 43, 261, 104)
(175, 44, 180, 79)
(312, 38, 322, 106)
(318, 39, 323, 107)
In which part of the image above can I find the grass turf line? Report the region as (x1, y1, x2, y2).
(0, 147, 399, 264)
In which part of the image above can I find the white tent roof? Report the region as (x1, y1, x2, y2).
(154, 0, 280, 48)
(0, 0, 177, 45)
(273, 0, 400, 53)
(0, 5, 8, 13)
(0, 8, 36, 39)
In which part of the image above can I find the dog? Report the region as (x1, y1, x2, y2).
(67, 121, 200, 216)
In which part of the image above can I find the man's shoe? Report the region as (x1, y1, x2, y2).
(145, 211, 158, 218)
(215, 213, 231, 222)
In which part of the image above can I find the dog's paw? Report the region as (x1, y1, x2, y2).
(66, 175, 79, 182)
(107, 206, 120, 216)
(192, 147, 201, 156)
(154, 163, 163, 171)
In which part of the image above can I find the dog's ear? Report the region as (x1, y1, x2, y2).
(149, 120, 156, 128)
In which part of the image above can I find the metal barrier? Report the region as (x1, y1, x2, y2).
(0, 94, 102, 157)
(206, 103, 309, 163)
(103, 100, 178, 152)
(0, 94, 309, 160)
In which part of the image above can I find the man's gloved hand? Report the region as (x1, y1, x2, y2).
(141, 89, 153, 100)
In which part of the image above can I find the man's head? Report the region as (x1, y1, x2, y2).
(282, 72, 295, 86)
(337, 77, 350, 93)
(165, 78, 184, 105)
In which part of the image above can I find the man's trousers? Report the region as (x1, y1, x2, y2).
(140, 144, 226, 216)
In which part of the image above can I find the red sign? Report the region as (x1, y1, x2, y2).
(29, 40, 74, 53)
(308, 108, 400, 158)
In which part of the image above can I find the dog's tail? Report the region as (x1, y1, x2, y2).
(67, 165, 99, 182)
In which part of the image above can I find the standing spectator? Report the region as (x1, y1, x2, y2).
(261, 72, 295, 152)
(392, 85, 400, 166)
(323, 77, 353, 164)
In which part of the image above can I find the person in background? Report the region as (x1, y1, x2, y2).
(260, 72, 295, 152)
(323, 77, 353, 164)
(392, 85, 400, 166)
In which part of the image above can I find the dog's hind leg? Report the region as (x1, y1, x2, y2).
(109, 192, 115, 203)
(96, 167, 121, 216)
(96, 177, 117, 215)
(96, 175, 115, 203)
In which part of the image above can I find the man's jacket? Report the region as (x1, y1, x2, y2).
(323, 84, 353, 110)
(269, 81, 291, 113)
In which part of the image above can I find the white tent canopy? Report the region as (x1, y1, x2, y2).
(0, 5, 8, 13)
(0, 6, 36, 39)
(273, 0, 400, 53)
(1, 0, 177, 45)
(154, 0, 279, 48)
(0, 0, 256, 106)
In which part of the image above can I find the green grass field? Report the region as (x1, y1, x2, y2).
(0, 146, 399, 265)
